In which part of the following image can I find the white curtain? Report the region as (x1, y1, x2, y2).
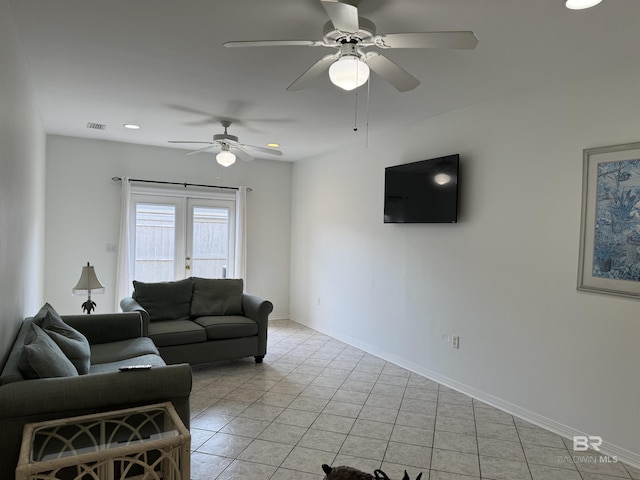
(114, 177, 133, 310)
(235, 186, 247, 289)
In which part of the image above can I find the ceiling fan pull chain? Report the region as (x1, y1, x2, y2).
(353, 90, 359, 132)
(365, 74, 371, 149)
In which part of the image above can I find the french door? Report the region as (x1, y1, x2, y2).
(130, 193, 236, 282)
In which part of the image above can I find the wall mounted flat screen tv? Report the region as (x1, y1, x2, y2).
(384, 154, 459, 224)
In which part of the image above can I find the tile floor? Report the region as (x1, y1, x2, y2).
(188, 319, 639, 480)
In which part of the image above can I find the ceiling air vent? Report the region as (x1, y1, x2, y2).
(86, 122, 107, 130)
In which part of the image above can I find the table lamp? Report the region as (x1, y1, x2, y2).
(72, 262, 105, 314)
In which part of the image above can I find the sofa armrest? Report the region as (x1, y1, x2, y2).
(0, 364, 192, 480)
(120, 297, 151, 336)
(0, 364, 192, 419)
(62, 313, 143, 345)
(242, 294, 273, 356)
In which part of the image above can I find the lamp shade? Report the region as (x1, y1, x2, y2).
(329, 56, 370, 91)
(216, 149, 236, 167)
(72, 262, 105, 294)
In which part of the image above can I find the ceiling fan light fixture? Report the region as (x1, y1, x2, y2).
(565, 0, 602, 9)
(216, 149, 236, 167)
(329, 56, 370, 91)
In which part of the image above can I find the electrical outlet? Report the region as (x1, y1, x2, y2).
(452, 335, 460, 349)
(316, 297, 321, 306)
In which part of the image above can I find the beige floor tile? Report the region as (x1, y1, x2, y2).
(257, 422, 308, 445)
(433, 430, 478, 454)
(237, 439, 294, 466)
(475, 421, 520, 442)
(215, 459, 277, 480)
(297, 428, 347, 453)
(340, 435, 389, 461)
(273, 407, 319, 428)
(529, 464, 583, 480)
(391, 424, 435, 448)
(280, 446, 336, 474)
(431, 448, 479, 476)
(185, 320, 633, 480)
(384, 441, 432, 469)
(477, 436, 525, 461)
(270, 467, 324, 480)
(190, 452, 233, 480)
(435, 415, 476, 436)
(197, 432, 253, 458)
(350, 419, 395, 441)
(311, 413, 357, 434)
(479, 456, 532, 480)
(357, 405, 399, 424)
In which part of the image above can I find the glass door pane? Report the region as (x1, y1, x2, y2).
(187, 198, 235, 279)
(191, 207, 230, 278)
(134, 203, 177, 282)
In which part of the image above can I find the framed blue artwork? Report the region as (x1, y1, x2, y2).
(578, 141, 640, 298)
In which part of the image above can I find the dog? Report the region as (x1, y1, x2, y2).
(321, 464, 423, 480)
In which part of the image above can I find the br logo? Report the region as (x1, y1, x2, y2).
(573, 435, 603, 452)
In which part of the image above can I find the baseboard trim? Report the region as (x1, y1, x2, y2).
(291, 317, 640, 470)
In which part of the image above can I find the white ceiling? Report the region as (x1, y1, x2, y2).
(8, 0, 640, 162)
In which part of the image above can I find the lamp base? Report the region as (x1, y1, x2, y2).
(81, 299, 96, 314)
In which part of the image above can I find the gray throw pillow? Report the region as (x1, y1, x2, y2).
(32, 303, 91, 374)
(18, 324, 79, 379)
(132, 278, 194, 321)
(191, 277, 244, 317)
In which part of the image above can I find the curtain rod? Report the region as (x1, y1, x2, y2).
(111, 177, 251, 192)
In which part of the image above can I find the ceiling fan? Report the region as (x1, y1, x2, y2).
(168, 121, 283, 166)
(223, 0, 478, 92)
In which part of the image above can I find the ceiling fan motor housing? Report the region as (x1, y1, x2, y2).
(322, 17, 376, 45)
(213, 133, 239, 143)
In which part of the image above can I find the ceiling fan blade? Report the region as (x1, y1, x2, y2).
(186, 145, 217, 156)
(230, 147, 254, 162)
(364, 51, 420, 92)
(223, 40, 325, 48)
(287, 53, 339, 91)
(321, 0, 359, 33)
(240, 143, 283, 156)
(375, 31, 479, 49)
(168, 141, 215, 144)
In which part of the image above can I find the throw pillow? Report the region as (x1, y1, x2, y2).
(132, 278, 194, 321)
(191, 277, 244, 317)
(32, 303, 91, 374)
(18, 323, 79, 379)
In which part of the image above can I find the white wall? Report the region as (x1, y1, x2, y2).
(290, 58, 640, 464)
(44, 136, 291, 318)
(0, 0, 46, 366)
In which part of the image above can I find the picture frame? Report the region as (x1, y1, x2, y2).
(578, 141, 640, 298)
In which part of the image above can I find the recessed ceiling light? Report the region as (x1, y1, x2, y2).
(565, 0, 603, 10)
(267, 143, 280, 148)
(123, 123, 141, 130)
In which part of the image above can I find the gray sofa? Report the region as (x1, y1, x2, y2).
(0, 306, 192, 480)
(120, 277, 273, 365)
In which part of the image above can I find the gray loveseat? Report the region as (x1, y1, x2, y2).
(120, 277, 273, 365)
(0, 305, 192, 480)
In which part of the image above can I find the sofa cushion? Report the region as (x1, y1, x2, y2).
(194, 315, 258, 340)
(191, 278, 244, 317)
(132, 278, 193, 322)
(148, 319, 207, 347)
(90, 337, 160, 365)
(89, 353, 167, 374)
(33, 303, 91, 374)
(18, 324, 79, 379)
